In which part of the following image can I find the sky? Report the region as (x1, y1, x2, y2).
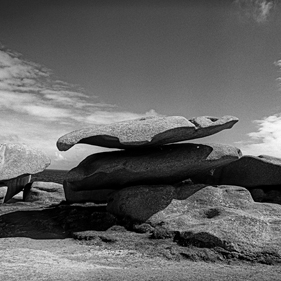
(0, 0, 281, 169)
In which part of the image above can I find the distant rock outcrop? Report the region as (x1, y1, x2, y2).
(23, 181, 64, 203)
(57, 115, 238, 150)
(191, 155, 281, 204)
(202, 155, 281, 187)
(0, 143, 51, 203)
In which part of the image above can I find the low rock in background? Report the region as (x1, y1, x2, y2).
(23, 181, 65, 203)
(201, 155, 281, 187)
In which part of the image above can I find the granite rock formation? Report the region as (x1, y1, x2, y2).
(57, 115, 238, 150)
(191, 155, 281, 204)
(201, 155, 281, 187)
(0, 143, 51, 203)
(148, 185, 281, 263)
(106, 181, 206, 222)
(64, 143, 241, 195)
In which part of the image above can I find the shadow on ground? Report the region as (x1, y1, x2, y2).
(0, 202, 116, 239)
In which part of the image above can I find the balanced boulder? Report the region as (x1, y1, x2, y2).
(0, 143, 51, 202)
(57, 115, 238, 150)
(65, 143, 241, 192)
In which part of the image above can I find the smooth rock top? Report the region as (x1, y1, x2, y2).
(0, 143, 51, 181)
(57, 115, 239, 150)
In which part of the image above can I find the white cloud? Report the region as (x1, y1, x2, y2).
(237, 113, 281, 157)
(234, 0, 276, 23)
(83, 109, 160, 124)
(0, 44, 161, 169)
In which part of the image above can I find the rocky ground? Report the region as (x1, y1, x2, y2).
(1, 197, 281, 281)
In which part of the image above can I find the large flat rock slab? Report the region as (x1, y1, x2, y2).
(57, 115, 238, 150)
(65, 143, 241, 192)
(0, 143, 51, 202)
(0, 143, 51, 181)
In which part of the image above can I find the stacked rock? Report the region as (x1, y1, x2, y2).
(57, 115, 241, 219)
(0, 143, 51, 203)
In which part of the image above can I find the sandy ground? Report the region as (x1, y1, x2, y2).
(1, 237, 281, 281)
(1, 199, 281, 281)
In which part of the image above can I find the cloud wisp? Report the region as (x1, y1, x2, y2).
(237, 114, 281, 157)
(0, 44, 159, 169)
(234, 0, 276, 23)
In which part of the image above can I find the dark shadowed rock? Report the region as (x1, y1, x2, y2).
(65, 143, 241, 192)
(57, 115, 239, 150)
(23, 181, 65, 203)
(0, 143, 51, 203)
(201, 155, 281, 187)
(149, 185, 281, 263)
(249, 186, 281, 204)
(106, 185, 175, 222)
(63, 180, 115, 203)
(106, 181, 207, 222)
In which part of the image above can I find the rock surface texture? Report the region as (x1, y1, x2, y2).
(64, 143, 241, 193)
(149, 185, 281, 263)
(106, 182, 207, 222)
(0, 143, 51, 203)
(57, 115, 238, 150)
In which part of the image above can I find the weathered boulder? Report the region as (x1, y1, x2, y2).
(63, 180, 115, 203)
(0, 143, 51, 202)
(107, 185, 175, 222)
(65, 143, 241, 192)
(198, 155, 281, 187)
(23, 181, 65, 203)
(106, 182, 207, 222)
(57, 115, 238, 150)
(148, 185, 281, 263)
